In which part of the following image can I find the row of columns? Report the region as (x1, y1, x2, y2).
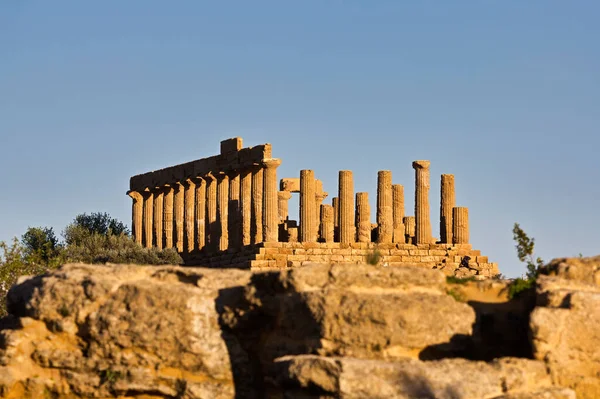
(127, 159, 281, 252)
(290, 161, 469, 245)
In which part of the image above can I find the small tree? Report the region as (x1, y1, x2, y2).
(512, 223, 544, 279)
(508, 223, 544, 299)
(63, 212, 129, 245)
(21, 226, 61, 265)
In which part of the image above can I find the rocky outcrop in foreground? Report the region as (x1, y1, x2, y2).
(0, 257, 598, 398)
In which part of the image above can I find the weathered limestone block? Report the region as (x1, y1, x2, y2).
(2, 264, 253, 398)
(271, 355, 558, 399)
(452, 206, 469, 244)
(288, 227, 298, 243)
(530, 266, 600, 399)
(240, 170, 252, 246)
(194, 177, 206, 251)
(440, 174, 455, 244)
(229, 264, 475, 363)
(184, 179, 196, 253)
(403, 216, 416, 244)
(205, 174, 218, 251)
(277, 191, 292, 223)
(279, 177, 300, 192)
(163, 185, 174, 249)
(217, 174, 230, 251)
(392, 184, 405, 244)
(251, 167, 263, 244)
(220, 136, 243, 154)
(355, 192, 371, 243)
(319, 204, 334, 243)
(262, 158, 281, 243)
(127, 190, 143, 245)
(143, 190, 154, 248)
(174, 182, 185, 252)
(338, 171, 355, 244)
(299, 170, 317, 243)
(377, 170, 393, 243)
(413, 160, 432, 244)
(228, 173, 241, 249)
(540, 255, 600, 286)
(153, 188, 164, 249)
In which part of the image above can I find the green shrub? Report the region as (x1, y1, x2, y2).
(0, 213, 182, 318)
(63, 232, 182, 265)
(507, 277, 535, 299)
(0, 238, 57, 318)
(446, 276, 475, 285)
(366, 248, 381, 265)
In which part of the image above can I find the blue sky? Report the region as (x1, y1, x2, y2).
(1, 1, 598, 277)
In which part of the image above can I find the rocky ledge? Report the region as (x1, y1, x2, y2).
(0, 257, 599, 398)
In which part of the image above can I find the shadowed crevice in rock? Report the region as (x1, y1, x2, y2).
(419, 292, 536, 361)
(216, 271, 325, 398)
(5, 275, 45, 317)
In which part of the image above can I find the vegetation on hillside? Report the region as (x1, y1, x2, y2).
(0, 212, 182, 317)
(507, 223, 544, 299)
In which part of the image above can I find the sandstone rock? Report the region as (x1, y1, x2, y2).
(531, 272, 600, 399)
(0, 260, 596, 398)
(227, 263, 475, 365)
(494, 387, 576, 399)
(0, 263, 252, 398)
(270, 354, 555, 398)
(541, 255, 600, 286)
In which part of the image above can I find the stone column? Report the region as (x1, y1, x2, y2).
(440, 174, 455, 244)
(315, 194, 328, 240)
(240, 170, 252, 246)
(217, 173, 230, 251)
(251, 166, 263, 244)
(413, 160, 432, 244)
(338, 170, 355, 244)
(205, 174, 218, 251)
(163, 186, 174, 249)
(332, 197, 339, 242)
(392, 184, 405, 243)
(299, 169, 317, 242)
(278, 191, 292, 222)
(452, 207, 469, 244)
(153, 188, 164, 249)
(174, 182, 185, 252)
(376, 170, 393, 243)
(229, 172, 241, 249)
(319, 204, 334, 243)
(403, 216, 416, 245)
(355, 192, 371, 243)
(263, 158, 281, 243)
(194, 178, 206, 251)
(184, 179, 196, 253)
(143, 190, 154, 248)
(315, 180, 328, 211)
(127, 191, 143, 245)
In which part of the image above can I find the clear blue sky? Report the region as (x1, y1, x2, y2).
(1, 1, 598, 277)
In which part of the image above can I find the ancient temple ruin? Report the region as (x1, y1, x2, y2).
(127, 138, 498, 277)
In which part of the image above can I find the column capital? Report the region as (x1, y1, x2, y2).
(316, 192, 328, 202)
(412, 160, 431, 170)
(204, 172, 217, 183)
(278, 191, 292, 200)
(142, 187, 154, 198)
(127, 190, 143, 201)
(191, 176, 205, 185)
(262, 158, 281, 169)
